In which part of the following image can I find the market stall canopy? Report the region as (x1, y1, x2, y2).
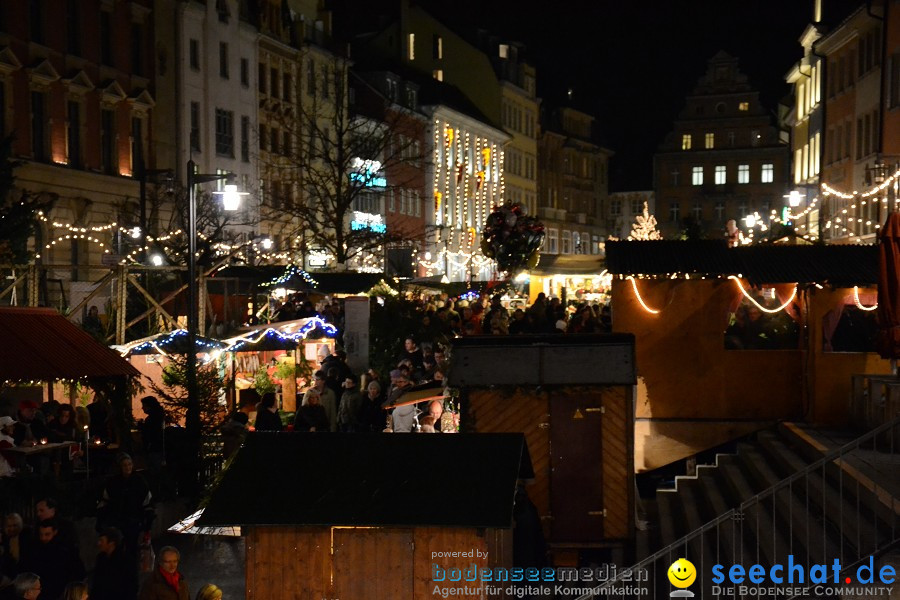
(121, 329, 227, 357)
(224, 328, 300, 352)
(198, 433, 533, 528)
(245, 317, 338, 340)
(605, 240, 879, 287)
(0, 307, 139, 381)
(258, 264, 320, 291)
(528, 254, 605, 276)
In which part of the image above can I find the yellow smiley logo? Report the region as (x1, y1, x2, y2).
(667, 558, 696, 588)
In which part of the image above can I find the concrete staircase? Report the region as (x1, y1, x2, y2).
(634, 422, 900, 599)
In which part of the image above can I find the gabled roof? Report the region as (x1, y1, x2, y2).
(0, 308, 139, 382)
(198, 432, 532, 528)
(64, 70, 95, 94)
(605, 240, 878, 287)
(0, 47, 22, 75)
(28, 59, 60, 85)
(100, 80, 127, 104)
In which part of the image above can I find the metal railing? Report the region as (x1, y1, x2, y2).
(575, 415, 900, 600)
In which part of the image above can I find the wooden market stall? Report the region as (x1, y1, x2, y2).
(448, 334, 636, 566)
(197, 432, 532, 600)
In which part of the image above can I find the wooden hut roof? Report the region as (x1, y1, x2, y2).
(198, 432, 532, 528)
(0, 307, 139, 382)
(605, 240, 878, 287)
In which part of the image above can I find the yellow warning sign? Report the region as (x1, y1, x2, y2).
(573, 408, 584, 419)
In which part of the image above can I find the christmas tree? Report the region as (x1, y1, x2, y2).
(627, 201, 662, 240)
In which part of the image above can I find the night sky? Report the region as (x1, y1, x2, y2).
(417, 0, 823, 192)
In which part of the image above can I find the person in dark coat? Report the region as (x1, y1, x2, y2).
(1, 514, 32, 580)
(34, 498, 79, 553)
(91, 527, 137, 600)
(22, 519, 85, 600)
(46, 405, 77, 442)
(293, 390, 330, 432)
(138, 546, 189, 600)
(253, 394, 282, 432)
(138, 397, 166, 470)
(96, 454, 154, 562)
(337, 375, 364, 432)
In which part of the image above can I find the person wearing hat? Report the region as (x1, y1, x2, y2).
(13, 400, 48, 447)
(337, 374, 363, 433)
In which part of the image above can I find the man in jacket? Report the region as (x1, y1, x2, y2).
(138, 547, 189, 600)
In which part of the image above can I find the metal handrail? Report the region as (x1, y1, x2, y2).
(575, 414, 900, 600)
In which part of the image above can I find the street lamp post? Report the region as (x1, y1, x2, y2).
(184, 158, 245, 493)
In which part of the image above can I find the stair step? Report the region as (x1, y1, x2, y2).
(717, 454, 790, 568)
(656, 490, 679, 549)
(738, 444, 842, 565)
(697, 468, 755, 566)
(757, 431, 884, 560)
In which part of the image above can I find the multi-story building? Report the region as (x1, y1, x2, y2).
(0, 0, 155, 296)
(785, 21, 825, 240)
(153, 0, 259, 239)
(537, 106, 612, 256)
(814, 4, 887, 243)
(488, 40, 539, 218)
(654, 52, 790, 238)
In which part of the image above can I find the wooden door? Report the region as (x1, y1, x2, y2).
(332, 528, 414, 598)
(550, 393, 605, 542)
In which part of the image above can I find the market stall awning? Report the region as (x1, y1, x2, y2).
(198, 433, 532, 528)
(528, 254, 605, 276)
(0, 307, 139, 381)
(168, 508, 240, 537)
(121, 329, 227, 357)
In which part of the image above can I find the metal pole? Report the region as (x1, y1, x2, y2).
(186, 159, 199, 494)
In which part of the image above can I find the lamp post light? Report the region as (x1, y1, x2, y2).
(184, 158, 245, 493)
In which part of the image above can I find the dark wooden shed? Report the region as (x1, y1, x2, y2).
(198, 432, 533, 600)
(448, 334, 636, 565)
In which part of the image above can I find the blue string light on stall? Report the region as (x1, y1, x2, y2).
(124, 329, 227, 357)
(226, 319, 338, 353)
(458, 290, 480, 302)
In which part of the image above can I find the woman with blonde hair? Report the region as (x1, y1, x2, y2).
(63, 581, 89, 600)
(195, 584, 223, 600)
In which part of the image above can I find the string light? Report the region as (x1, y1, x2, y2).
(728, 276, 796, 314)
(853, 286, 877, 311)
(259, 265, 319, 288)
(626, 275, 661, 314)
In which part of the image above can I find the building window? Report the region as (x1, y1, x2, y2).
(31, 92, 47, 162)
(761, 163, 774, 183)
(547, 229, 558, 254)
(320, 65, 328, 98)
(29, 0, 44, 45)
(433, 69, 443, 82)
(681, 134, 691, 150)
(691, 166, 703, 186)
(671, 169, 679, 186)
(241, 116, 249, 162)
(739, 101, 749, 111)
(692, 200, 703, 221)
(307, 60, 316, 96)
(406, 87, 417, 108)
(219, 43, 229, 79)
(715, 200, 725, 222)
(67, 101, 81, 168)
(67, 0, 80, 55)
(561, 230, 572, 254)
(270, 128, 279, 155)
(705, 133, 714, 149)
(433, 35, 443, 59)
(610, 199, 621, 216)
(714, 165, 726, 185)
(131, 116, 143, 174)
(727, 131, 735, 147)
(190, 40, 200, 70)
(100, 11, 112, 65)
(669, 201, 680, 223)
(215, 109, 234, 157)
(738, 201, 748, 218)
(408, 33, 415, 60)
(241, 58, 249, 87)
(100, 108, 115, 174)
(738, 164, 749, 184)
(283, 73, 292, 103)
(131, 23, 144, 76)
(190, 102, 201, 153)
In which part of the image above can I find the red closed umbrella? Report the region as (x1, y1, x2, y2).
(876, 212, 900, 370)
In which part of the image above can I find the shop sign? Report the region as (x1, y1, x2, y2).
(351, 211, 387, 234)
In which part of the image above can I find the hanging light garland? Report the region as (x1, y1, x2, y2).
(728, 276, 796, 314)
(853, 286, 877, 311)
(626, 275, 661, 314)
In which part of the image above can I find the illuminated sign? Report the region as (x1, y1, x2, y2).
(349, 157, 387, 188)
(307, 248, 331, 268)
(351, 211, 387, 234)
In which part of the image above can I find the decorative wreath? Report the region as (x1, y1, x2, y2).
(480, 202, 545, 276)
